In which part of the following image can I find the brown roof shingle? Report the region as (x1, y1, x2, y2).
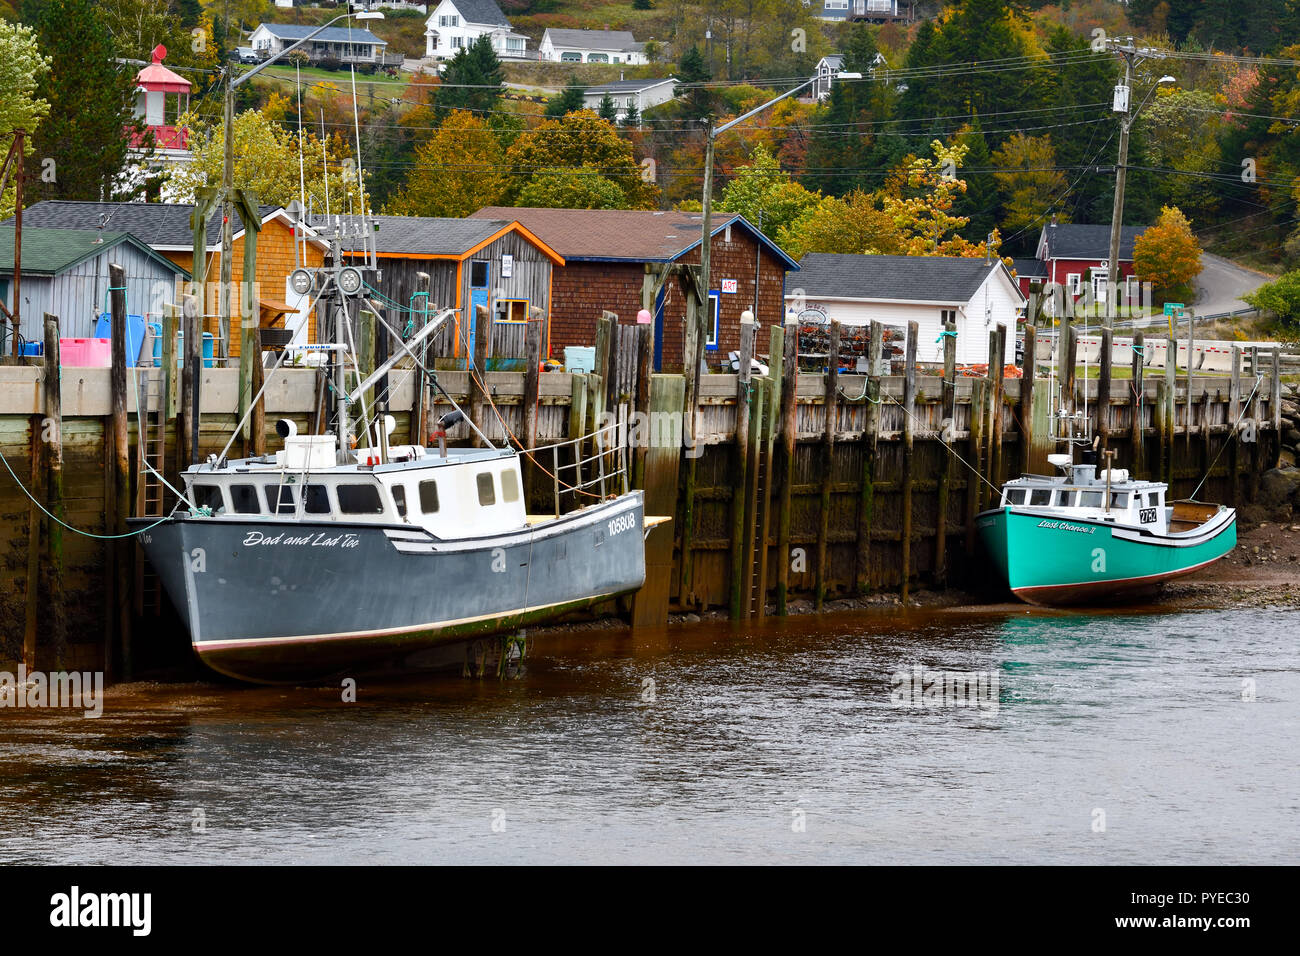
(471, 206, 759, 263)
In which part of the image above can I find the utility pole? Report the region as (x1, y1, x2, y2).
(1105, 38, 1173, 330)
(1105, 41, 1136, 330)
(1, 130, 25, 356)
(218, 8, 383, 365)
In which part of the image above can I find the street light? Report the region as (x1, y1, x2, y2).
(688, 69, 861, 412)
(215, 7, 384, 356)
(1104, 36, 1174, 327)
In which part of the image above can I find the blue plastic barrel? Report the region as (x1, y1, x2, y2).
(94, 312, 146, 367)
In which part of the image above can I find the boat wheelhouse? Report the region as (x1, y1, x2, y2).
(977, 455, 1236, 606)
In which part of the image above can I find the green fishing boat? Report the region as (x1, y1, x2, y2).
(977, 453, 1237, 605)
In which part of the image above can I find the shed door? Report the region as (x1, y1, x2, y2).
(468, 260, 490, 360)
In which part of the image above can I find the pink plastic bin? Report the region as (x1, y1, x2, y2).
(60, 337, 112, 367)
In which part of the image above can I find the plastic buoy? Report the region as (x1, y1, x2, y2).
(636, 309, 652, 324)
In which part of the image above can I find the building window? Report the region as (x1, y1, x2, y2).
(706, 291, 720, 349)
(453, 36, 465, 49)
(1066, 273, 1082, 296)
(940, 308, 957, 327)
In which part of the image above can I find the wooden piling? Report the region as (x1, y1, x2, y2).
(633, 322, 653, 489)
(522, 317, 542, 451)
(728, 317, 755, 619)
(775, 315, 798, 615)
(162, 303, 179, 422)
(900, 320, 917, 602)
(964, 377, 986, 557)
(1162, 335, 1176, 487)
(109, 264, 131, 680)
(1130, 330, 1144, 477)
(1272, 348, 1283, 468)
(815, 320, 839, 610)
(1098, 326, 1112, 450)
(989, 325, 1006, 497)
(755, 325, 784, 619)
(1230, 346, 1241, 505)
(1018, 324, 1035, 477)
(632, 374, 684, 628)
(22, 379, 45, 671)
(468, 304, 491, 446)
(935, 319, 956, 586)
(855, 321, 882, 594)
(42, 314, 66, 666)
(181, 294, 201, 467)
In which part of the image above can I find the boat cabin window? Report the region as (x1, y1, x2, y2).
(266, 484, 297, 515)
(1110, 492, 1130, 509)
(1145, 491, 1160, 508)
(477, 472, 496, 507)
(230, 484, 261, 515)
(1080, 490, 1104, 508)
(304, 484, 331, 514)
(192, 483, 224, 514)
(501, 469, 520, 504)
(1004, 488, 1026, 506)
(1029, 488, 1052, 506)
(419, 479, 440, 513)
(1057, 491, 1077, 508)
(392, 486, 407, 518)
(337, 484, 384, 515)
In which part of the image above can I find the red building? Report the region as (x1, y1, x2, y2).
(471, 207, 799, 371)
(1021, 221, 1146, 303)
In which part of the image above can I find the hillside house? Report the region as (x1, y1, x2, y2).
(538, 29, 648, 65)
(424, 0, 529, 60)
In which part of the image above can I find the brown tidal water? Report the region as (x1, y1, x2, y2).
(1, 604, 1297, 865)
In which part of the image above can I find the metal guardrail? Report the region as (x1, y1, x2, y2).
(526, 422, 628, 517)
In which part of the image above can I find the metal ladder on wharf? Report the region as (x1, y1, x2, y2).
(134, 367, 167, 617)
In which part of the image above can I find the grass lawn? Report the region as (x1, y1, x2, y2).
(253, 64, 414, 100)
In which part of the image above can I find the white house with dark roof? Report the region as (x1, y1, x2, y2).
(785, 253, 1025, 366)
(248, 22, 388, 64)
(538, 28, 647, 65)
(424, 0, 529, 60)
(582, 78, 678, 125)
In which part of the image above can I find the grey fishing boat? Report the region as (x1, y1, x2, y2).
(131, 254, 656, 683)
(133, 433, 649, 683)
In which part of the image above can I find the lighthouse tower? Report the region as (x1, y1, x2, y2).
(132, 44, 192, 153)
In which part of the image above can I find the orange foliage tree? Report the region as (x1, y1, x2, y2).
(1133, 205, 1204, 299)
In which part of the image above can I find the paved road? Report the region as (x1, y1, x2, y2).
(1193, 253, 1272, 316)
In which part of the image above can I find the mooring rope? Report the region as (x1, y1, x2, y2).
(1189, 373, 1264, 501)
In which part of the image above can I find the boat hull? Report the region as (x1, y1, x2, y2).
(976, 504, 1236, 606)
(131, 493, 647, 682)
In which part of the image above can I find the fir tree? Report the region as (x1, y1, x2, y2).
(435, 36, 503, 120)
(21, 0, 137, 202)
(545, 78, 587, 118)
(597, 93, 618, 124)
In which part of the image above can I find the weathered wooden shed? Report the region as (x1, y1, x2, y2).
(0, 226, 190, 347)
(335, 214, 564, 368)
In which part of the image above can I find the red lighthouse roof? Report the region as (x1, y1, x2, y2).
(136, 45, 191, 94)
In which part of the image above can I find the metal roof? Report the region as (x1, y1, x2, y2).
(1037, 223, 1143, 262)
(254, 23, 387, 45)
(584, 78, 678, 95)
(442, 0, 511, 27)
(6, 201, 285, 250)
(543, 28, 643, 52)
(787, 253, 1022, 304)
(341, 216, 508, 256)
(0, 227, 190, 278)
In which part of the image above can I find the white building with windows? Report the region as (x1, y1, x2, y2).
(785, 253, 1025, 366)
(424, 0, 529, 60)
(582, 78, 678, 125)
(248, 22, 388, 64)
(538, 28, 647, 65)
